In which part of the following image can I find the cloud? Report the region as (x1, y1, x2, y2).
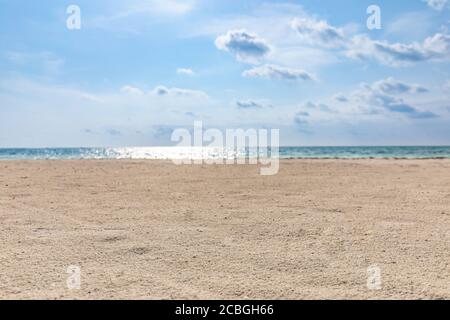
(106, 129, 122, 136)
(192, 3, 340, 69)
(408, 111, 438, 118)
(108, 0, 194, 17)
(88, 0, 195, 33)
(424, 33, 450, 58)
(152, 85, 170, 96)
(184, 111, 196, 117)
(387, 12, 434, 40)
(288, 15, 450, 67)
(333, 94, 349, 103)
(347, 33, 450, 66)
(144, 0, 195, 16)
(2, 76, 276, 147)
(215, 30, 271, 63)
(353, 78, 437, 118)
(423, 0, 448, 11)
(152, 126, 174, 138)
(120, 85, 144, 95)
(293, 111, 314, 133)
(294, 111, 310, 125)
(288, 13, 450, 67)
(371, 77, 428, 95)
(150, 85, 209, 99)
(83, 129, 96, 135)
(300, 78, 438, 120)
(5, 51, 64, 74)
(444, 81, 450, 91)
(242, 64, 315, 81)
(347, 35, 427, 64)
(303, 101, 333, 113)
(236, 100, 269, 109)
(176, 68, 195, 76)
(202, 4, 450, 71)
(291, 17, 345, 48)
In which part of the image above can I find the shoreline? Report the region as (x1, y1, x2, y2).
(2, 146, 450, 162)
(2, 157, 450, 162)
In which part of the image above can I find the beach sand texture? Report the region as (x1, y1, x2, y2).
(0, 160, 449, 299)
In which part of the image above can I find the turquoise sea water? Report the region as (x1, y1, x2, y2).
(1, 146, 450, 160)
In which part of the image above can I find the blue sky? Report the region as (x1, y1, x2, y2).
(0, 0, 450, 147)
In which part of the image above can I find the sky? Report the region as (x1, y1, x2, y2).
(0, 0, 450, 147)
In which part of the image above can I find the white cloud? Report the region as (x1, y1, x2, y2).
(291, 17, 345, 48)
(200, 5, 350, 71)
(150, 85, 209, 99)
(0, 76, 299, 146)
(303, 102, 333, 112)
(176, 68, 195, 76)
(242, 64, 315, 81)
(88, 0, 195, 33)
(205, 5, 346, 69)
(5, 51, 64, 74)
(371, 77, 428, 94)
(191, 2, 306, 43)
(1, 78, 211, 116)
(269, 45, 339, 69)
(112, 0, 195, 17)
(423, 0, 448, 11)
(444, 81, 450, 91)
(349, 78, 435, 118)
(346, 33, 450, 66)
(424, 33, 450, 57)
(215, 29, 271, 63)
(145, 0, 195, 15)
(120, 85, 144, 95)
(235, 99, 272, 109)
(126, 84, 209, 99)
(333, 94, 349, 103)
(297, 78, 438, 122)
(387, 12, 434, 40)
(294, 111, 310, 125)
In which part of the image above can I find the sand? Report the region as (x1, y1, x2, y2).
(0, 159, 449, 300)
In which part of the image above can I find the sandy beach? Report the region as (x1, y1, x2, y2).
(0, 159, 449, 300)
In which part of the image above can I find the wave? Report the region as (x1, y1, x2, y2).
(1, 146, 450, 160)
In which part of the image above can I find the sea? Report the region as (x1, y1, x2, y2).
(1, 146, 450, 160)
